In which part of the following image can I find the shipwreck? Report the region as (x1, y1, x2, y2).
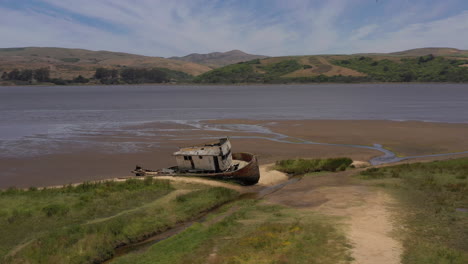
(132, 138, 260, 185)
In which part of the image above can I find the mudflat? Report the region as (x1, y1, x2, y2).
(1, 119, 468, 189)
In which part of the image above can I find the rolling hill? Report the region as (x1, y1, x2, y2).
(388, 47, 468, 57)
(194, 48, 468, 83)
(0, 47, 212, 80)
(1, 47, 467, 85)
(169, 50, 268, 68)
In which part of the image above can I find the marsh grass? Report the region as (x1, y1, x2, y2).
(112, 199, 353, 264)
(275, 157, 353, 175)
(358, 158, 468, 264)
(0, 178, 238, 264)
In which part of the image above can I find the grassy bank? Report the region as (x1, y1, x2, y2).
(111, 199, 353, 264)
(333, 55, 468, 82)
(0, 178, 238, 263)
(358, 158, 468, 264)
(274, 157, 353, 176)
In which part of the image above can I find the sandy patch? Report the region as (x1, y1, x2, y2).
(150, 164, 289, 192)
(313, 186, 402, 264)
(266, 170, 402, 264)
(257, 164, 289, 186)
(352, 160, 370, 168)
(155, 176, 246, 192)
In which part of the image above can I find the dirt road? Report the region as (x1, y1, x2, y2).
(266, 169, 402, 264)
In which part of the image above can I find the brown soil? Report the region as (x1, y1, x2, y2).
(317, 57, 367, 77)
(2, 119, 468, 189)
(284, 56, 366, 77)
(265, 169, 402, 264)
(0, 47, 212, 79)
(209, 119, 468, 157)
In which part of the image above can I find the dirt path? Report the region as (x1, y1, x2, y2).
(151, 164, 288, 193)
(266, 170, 402, 264)
(86, 189, 193, 225)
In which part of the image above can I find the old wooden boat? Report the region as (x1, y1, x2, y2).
(131, 138, 260, 185)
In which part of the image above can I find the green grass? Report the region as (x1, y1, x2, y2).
(193, 59, 305, 84)
(0, 178, 238, 264)
(193, 62, 260, 83)
(358, 158, 468, 264)
(194, 54, 468, 84)
(112, 199, 353, 264)
(333, 55, 468, 82)
(274, 157, 353, 176)
(260, 59, 303, 76)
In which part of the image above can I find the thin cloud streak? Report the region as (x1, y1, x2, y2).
(0, 0, 467, 56)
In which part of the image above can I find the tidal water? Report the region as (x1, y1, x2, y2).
(1, 83, 467, 159)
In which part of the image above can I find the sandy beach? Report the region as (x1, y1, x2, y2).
(1, 119, 468, 189)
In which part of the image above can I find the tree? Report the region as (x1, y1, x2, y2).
(1, 72, 8, 80)
(94, 68, 112, 80)
(19, 69, 33, 81)
(120, 68, 136, 82)
(34, 68, 50, 82)
(8, 69, 20, 80)
(111, 69, 119, 79)
(418, 54, 435, 64)
(73, 75, 89, 83)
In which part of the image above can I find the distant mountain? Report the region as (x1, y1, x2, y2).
(0, 47, 212, 80)
(377, 47, 468, 57)
(2, 47, 467, 85)
(169, 50, 268, 68)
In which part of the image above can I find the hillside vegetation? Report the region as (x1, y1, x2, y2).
(0, 47, 211, 80)
(333, 55, 468, 82)
(388, 47, 468, 57)
(274, 157, 353, 175)
(194, 53, 468, 83)
(2, 47, 468, 85)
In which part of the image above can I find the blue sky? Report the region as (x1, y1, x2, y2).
(1, 0, 468, 57)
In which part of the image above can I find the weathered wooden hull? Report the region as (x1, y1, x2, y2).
(196, 153, 260, 185)
(133, 152, 260, 185)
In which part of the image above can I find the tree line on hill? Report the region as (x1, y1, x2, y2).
(2, 55, 468, 85)
(1, 68, 90, 85)
(93, 67, 192, 84)
(333, 55, 468, 82)
(1, 67, 192, 85)
(1, 68, 51, 83)
(193, 55, 468, 84)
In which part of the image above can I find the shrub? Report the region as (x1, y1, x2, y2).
(7, 209, 33, 223)
(275, 157, 353, 175)
(42, 204, 70, 217)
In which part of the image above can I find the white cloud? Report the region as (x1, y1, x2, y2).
(350, 24, 379, 41)
(346, 10, 468, 53)
(0, 0, 467, 57)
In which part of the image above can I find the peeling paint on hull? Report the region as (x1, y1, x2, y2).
(132, 152, 260, 185)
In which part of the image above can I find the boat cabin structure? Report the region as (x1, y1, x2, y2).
(173, 138, 233, 172)
(132, 138, 260, 185)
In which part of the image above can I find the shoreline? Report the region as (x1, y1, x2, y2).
(2, 81, 468, 87)
(2, 119, 468, 189)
